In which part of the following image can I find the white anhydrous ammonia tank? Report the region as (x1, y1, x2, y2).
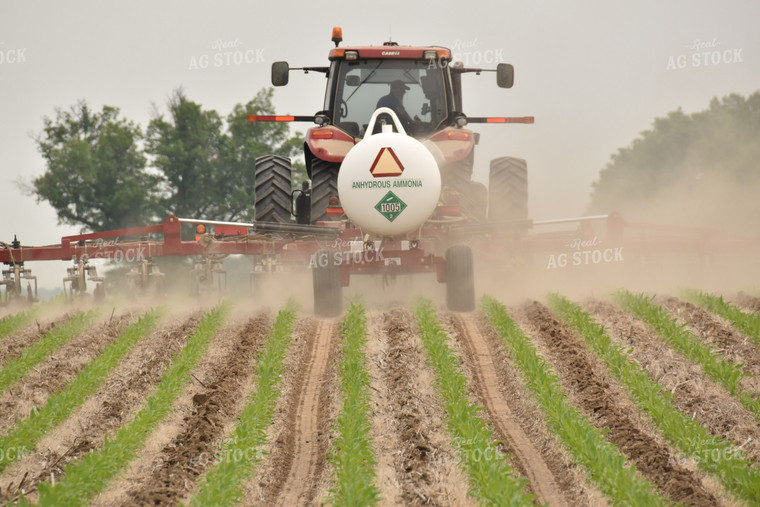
(337, 108, 442, 236)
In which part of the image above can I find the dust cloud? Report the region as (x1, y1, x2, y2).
(477, 165, 760, 305)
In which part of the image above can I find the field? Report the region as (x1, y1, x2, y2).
(1, 289, 760, 506)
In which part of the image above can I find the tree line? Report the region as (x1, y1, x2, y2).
(587, 90, 760, 230)
(31, 88, 305, 232)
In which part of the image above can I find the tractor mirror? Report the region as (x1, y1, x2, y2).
(496, 63, 514, 88)
(345, 75, 361, 87)
(272, 61, 290, 86)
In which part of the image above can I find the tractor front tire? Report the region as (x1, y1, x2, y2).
(446, 245, 475, 312)
(254, 155, 292, 223)
(313, 249, 343, 317)
(310, 158, 340, 223)
(488, 157, 528, 222)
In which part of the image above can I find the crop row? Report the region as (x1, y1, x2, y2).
(414, 299, 534, 506)
(0, 308, 164, 473)
(549, 293, 760, 503)
(482, 296, 668, 505)
(190, 300, 298, 506)
(0, 310, 38, 342)
(30, 303, 230, 506)
(327, 302, 380, 506)
(1, 289, 759, 505)
(684, 289, 760, 346)
(0, 311, 98, 396)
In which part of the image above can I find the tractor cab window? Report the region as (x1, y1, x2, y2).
(332, 59, 447, 138)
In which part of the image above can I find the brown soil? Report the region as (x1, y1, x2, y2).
(0, 315, 72, 368)
(373, 308, 473, 506)
(122, 314, 271, 506)
(0, 312, 134, 434)
(518, 301, 718, 506)
(266, 320, 336, 505)
(0, 313, 199, 503)
(586, 299, 760, 465)
(452, 311, 617, 506)
(659, 296, 760, 391)
(447, 312, 567, 506)
(734, 292, 760, 313)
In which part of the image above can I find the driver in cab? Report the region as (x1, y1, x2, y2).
(376, 80, 420, 132)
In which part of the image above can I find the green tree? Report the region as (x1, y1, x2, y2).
(31, 89, 307, 231)
(145, 89, 226, 219)
(588, 90, 760, 229)
(32, 102, 158, 231)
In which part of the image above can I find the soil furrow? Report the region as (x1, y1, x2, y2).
(251, 317, 340, 505)
(0, 312, 134, 434)
(271, 320, 336, 506)
(0, 313, 199, 503)
(374, 308, 472, 506)
(119, 313, 270, 506)
(519, 301, 718, 506)
(587, 299, 760, 464)
(660, 296, 760, 391)
(0, 315, 71, 368)
(449, 312, 567, 506)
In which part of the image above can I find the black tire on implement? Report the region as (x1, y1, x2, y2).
(313, 249, 343, 317)
(310, 158, 340, 223)
(488, 156, 528, 222)
(254, 155, 293, 223)
(446, 245, 475, 312)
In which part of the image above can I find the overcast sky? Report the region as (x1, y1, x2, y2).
(1, 0, 758, 286)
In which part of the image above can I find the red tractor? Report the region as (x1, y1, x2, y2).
(249, 27, 533, 228)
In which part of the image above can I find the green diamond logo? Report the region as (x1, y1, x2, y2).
(374, 191, 407, 222)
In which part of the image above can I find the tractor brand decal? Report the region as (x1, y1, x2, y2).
(351, 178, 422, 189)
(375, 191, 407, 222)
(546, 236, 624, 269)
(369, 147, 404, 177)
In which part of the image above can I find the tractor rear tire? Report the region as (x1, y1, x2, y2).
(255, 155, 292, 223)
(488, 157, 528, 222)
(446, 245, 475, 312)
(440, 150, 489, 222)
(313, 249, 343, 317)
(310, 158, 340, 223)
(464, 181, 488, 222)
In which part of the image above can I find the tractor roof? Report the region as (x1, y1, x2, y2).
(328, 45, 452, 61)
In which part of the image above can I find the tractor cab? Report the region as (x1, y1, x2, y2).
(326, 51, 450, 139)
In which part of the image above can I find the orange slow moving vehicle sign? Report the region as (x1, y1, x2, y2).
(369, 147, 404, 177)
